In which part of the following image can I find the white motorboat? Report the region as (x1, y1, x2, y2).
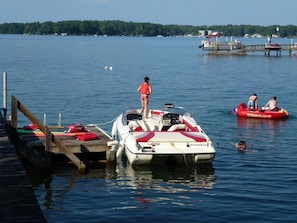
(110, 103, 216, 165)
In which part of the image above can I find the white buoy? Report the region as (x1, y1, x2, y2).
(109, 66, 113, 71)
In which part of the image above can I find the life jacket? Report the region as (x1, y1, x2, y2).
(139, 82, 150, 95)
(249, 95, 257, 102)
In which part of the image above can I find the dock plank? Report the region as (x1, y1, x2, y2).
(0, 114, 46, 223)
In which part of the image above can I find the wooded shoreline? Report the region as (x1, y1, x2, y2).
(1, 20, 296, 37)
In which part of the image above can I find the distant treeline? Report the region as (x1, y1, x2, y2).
(0, 20, 297, 37)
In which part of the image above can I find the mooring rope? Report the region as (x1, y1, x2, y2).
(90, 117, 117, 126)
(169, 141, 188, 166)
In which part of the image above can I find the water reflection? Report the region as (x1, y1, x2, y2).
(25, 161, 216, 211)
(237, 117, 287, 129)
(25, 162, 112, 210)
(237, 117, 287, 136)
(25, 156, 216, 213)
(115, 164, 216, 210)
(118, 164, 215, 190)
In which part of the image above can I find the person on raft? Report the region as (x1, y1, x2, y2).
(263, 96, 279, 111)
(247, 93, 258, 109)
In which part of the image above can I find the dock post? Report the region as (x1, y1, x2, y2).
(106, 145, 117, 169)
(2, 72, 7, 121)
(45, 126, 52, 169)
(106, 149, 116, 163)
(11, 95, 18, 129)
(106, 139, 118, 166)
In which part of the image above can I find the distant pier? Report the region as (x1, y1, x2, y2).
(200, 43, 297, 56)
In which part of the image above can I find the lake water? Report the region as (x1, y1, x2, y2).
(1, 34, 297, 222)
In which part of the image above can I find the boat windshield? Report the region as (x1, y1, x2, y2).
(163, 104, 191, 117)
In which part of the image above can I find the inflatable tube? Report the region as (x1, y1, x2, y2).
(235, 102, 289, 119)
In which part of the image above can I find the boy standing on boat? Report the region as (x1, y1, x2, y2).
(247, 93, 258, 109)
(137, 76, 152, 119)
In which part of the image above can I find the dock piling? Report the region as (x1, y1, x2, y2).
(2, 72, 7, 121)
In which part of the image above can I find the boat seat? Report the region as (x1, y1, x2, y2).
(144, 118, 158, 131)
(128, 120, 146, 131)
(167, 124, 186, 132)
(158, 119, 171, 131)
(158, 113, 180, 131)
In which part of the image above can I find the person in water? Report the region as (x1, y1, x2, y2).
(235, 140, 246, 151)
(247, 93, 258, 109)
(263, 96, 278, 111)
(137, 76, 152, 119)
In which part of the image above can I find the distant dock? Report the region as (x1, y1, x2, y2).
(200, 42, 297, 56)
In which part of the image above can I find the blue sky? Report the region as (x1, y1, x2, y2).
(1, 0, 296, 26)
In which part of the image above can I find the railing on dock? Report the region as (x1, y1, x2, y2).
(10, 95, 86, 172)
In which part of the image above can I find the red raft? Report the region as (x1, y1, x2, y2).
(234, 102, 289, 119)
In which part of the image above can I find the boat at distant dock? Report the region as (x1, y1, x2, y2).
(199, 39, 242, 51)
(264, 43, 282, 50)
(199, 32, 242, 51)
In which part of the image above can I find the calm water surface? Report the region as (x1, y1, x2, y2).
(1, 35, 297, 222)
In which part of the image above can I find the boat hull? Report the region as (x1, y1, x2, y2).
(265, 44, 281, 50)
(234, 102, 288, 119)
(124, 151, 214, 165)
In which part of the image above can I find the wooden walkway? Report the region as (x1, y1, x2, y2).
(0, 112, 47, 223)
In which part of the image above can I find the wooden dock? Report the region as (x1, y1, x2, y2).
(9, 95, 116, 172)
(16, 124, 115, 169)
(19, 125, 111, 154)
(0, 110, 47, 223)
(201, 43, 297, 56)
